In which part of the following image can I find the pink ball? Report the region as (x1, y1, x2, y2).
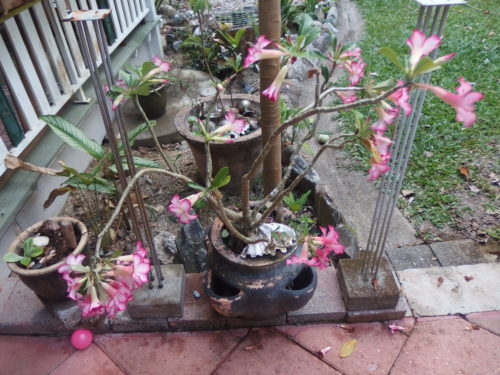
(70, 329, 93, 350)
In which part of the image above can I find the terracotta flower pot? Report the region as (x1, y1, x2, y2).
(6, 217, 88, 301)
(204, 217, 317, 319)
(138, 84, 167, 120)
(175, 94, 262, 194)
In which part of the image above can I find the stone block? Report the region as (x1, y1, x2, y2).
(0, 280, 67, 335)
(109, 310, 168, 333)
(168, 273, 227, 331)
(386, 244, 440, 271)
(287, 267, 346, 324)
(128, 264, 185, 318)
(337, 257, 400, 310)
(346, 296, 408, 323)
(45, 298, 82, 329)
(430, 240, 489, 267)
(227, 314, 286, 329)
(176, 218, 208, 273)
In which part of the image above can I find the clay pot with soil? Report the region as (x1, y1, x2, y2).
(138, 84, 168, 120)
(175, 94, 262, 193)
(5, 217, 88, 301)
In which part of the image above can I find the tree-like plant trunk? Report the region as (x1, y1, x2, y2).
(258, 0, 282, 195)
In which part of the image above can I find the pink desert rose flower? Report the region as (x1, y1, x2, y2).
(313, 225, 345, 256)
(337, 92, 357, 104)
(372, 133, 393, 158)
(131, 253, 150, 288)
(371, 103, 400, 133)
(343, 59, 366, 86)
(168, 194, 199, 224)
(58, 253, 86, 275)
(388, 81, 412, 116)
(388, 323, 406, 334)
(152, 56, 171, 72)
(368, 160, 390, 181)
(420, 77, 483, 127)
(244, 35, 287, 68)
(286, 242, 321, 268)
(340, 47, 362, 60)
(212, 111, 246, 135)
(262, 64, 289, 102)
(406, 29, 441, 70)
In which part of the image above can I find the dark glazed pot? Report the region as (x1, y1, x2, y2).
(138, 84, 167, 119)
(6, 217, 88, 301)
(175, 94, 262, 194)
(204, 218, 317, 319)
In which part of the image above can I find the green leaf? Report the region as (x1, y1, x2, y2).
(22, 237, 34, 254)
(412, 56, 440, 76)
(372, 78, 395, 90)
(210, 167, 231, 190)
(109, 156, 162, 173)
(340, 339, 357, 358)
(20, 257, 31, 266)
(26, 246, 43, 258)
(71, 264, 91, 273)
(3, 252, 24, 263)
(110, 250, 124, 259)
(379, 47, 404, 71)
(126, 121, 156, 148)
(187, 182, 207, 191)
(40, 115, 105, 160)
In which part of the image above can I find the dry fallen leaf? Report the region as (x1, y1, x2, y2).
(468, 185, 480, 193)
(432, 257, 438, 261)
(401, 190, 415, 198)
(340, 339, 357, 358)
(337, 324, 356, 333)
(465, 324, 480, 331)
(437, 277, 444, 288)
(464, 275, 474, 282)
(459, 165, 470, 180)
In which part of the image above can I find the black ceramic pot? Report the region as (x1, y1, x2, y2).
(138, 84, 167, 119)
(204, 218, 317, 319)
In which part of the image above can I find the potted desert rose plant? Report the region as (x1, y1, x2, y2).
(57, 24, 482, 319)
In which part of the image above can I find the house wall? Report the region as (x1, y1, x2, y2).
(0, 26, 163, 278)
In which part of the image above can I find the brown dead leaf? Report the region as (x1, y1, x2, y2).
(464, 26, 473, 30)
(483, 10, 491, 14)
(464, 275, 474, 282)
(401, 190, 415, 198)
(337, 324, 355, 333)
(465, 324, 480, 331)
(437, 277, 444, 288)
(459, 165, 470, 180)
(487, 31, 495, 37)
(340, 339, 357, 358)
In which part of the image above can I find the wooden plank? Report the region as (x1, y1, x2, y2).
(0, 36, 39, 130)
(42, 0, 79, 85)
(3, 18, 50, 114)
(106, 0, 123, 37)
(74, 0, 102, 64)
(32, 3, 72, 95)
(112, 0, 127, 33)
(121, 0, 132, 27)
(107, 7, 148, 54)
(18, 10, 62, 107)
(54, 0, 87, 77)
(128, 0, 137, 20)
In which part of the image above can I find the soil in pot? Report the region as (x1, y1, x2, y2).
(138, 84, 167, 120)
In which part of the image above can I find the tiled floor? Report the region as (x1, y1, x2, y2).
(1, 312, 499, 375)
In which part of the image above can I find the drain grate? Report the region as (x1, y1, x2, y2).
(214, 6, 258, 29)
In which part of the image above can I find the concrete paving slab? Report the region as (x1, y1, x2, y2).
(346, 296, 409, 323)
(287, 267, 346, 324)
(227, 314, 286, 329)
(217, 328, 341, 374)
(391, 316, 500, 375)
(398, 263, 500, 316)
(50, 343, 125, 375)
(109, 310, 168, 333)
(0, 335, 75, 375)
(94, 330, 248, 374)
(0, 277, 17, 314)
(466, 310, 500, 336)
(430, 240, 491, 266)
(277, 318, 415, 375)
(386, 244, 440, 271)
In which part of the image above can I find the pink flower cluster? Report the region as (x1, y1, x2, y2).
(286, 225, 345, 269)
(340, 47, 366, 86)
(168, 193, 201, 224)
(58, 243, 150, 318)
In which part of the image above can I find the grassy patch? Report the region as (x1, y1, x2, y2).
(347, 0, 499, 229)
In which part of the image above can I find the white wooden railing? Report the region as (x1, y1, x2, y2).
(0, 0, 155, 175)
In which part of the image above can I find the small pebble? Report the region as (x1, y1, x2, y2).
(33, 236, 49, 247)
(193, 290, 201, 299)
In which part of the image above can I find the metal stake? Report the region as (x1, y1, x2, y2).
(65, 9, 163, 287)
(360, 1, 466, 282)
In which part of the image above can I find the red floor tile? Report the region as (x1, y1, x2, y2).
(277, 318, 415, 375)
(49, 343, 125, 375)
(94, 329, 248, 375)
(215, 328, 341, 374)
(391, 316, 500, 375)
(466, 310, 500, 336)
(0, 335, 75, 375)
